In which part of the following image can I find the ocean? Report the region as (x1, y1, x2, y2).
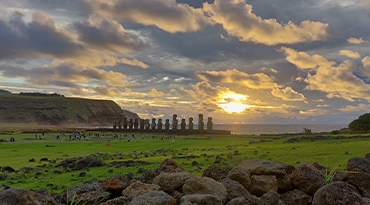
(212, 124, 347, 135)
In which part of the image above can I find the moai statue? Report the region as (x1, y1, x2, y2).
(207, 117, 213, 130)
(144, 119, 150, 130)
(113, 121, 117, 130)
(151, 118, 157, 130)
(123, 118, 128, 130)
(158, 119, 163, 130)
(181, 119, 186, 130)
(189, 117, 194, 131)
(139, 119, 145, 130)
(129, 119, 133, 130)
(118, 119, 122, 130)
(198, 114, 204, 131)
(165, 119, 170, 131)
(134, 119, 139, 130)
(172, 114, 178, 130)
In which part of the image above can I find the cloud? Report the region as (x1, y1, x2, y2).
(85, 0, 207, 33)
(261, 67, 278, 73)
(203, 0, 330, 45)
(196, 69, 281, 90)
(339, 103, 370, 112)
(0, 62, 136, 88)
(339, 50, 361, 59)
(94, 85, 122, 96)
(73, 17, 146, 53)
(148, 88, 165, 97)
(305, 60, 370, 102)
(271, 87, 306, 101)
(0, 11, 83, 60)
(347, 37, 368, 44)
(278, 47, 335, 70)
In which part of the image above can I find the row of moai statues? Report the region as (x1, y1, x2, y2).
(113, 114, 213, 131)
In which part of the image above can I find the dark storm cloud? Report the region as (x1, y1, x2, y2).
(74, 19, 146, 52)
(0, 11, 83, 60)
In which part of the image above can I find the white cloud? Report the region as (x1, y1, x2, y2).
(339, 50, 361, 59)
(347, 37, 368, 44)
(271, 87, 306, 101)
(203, 0, 330, 45)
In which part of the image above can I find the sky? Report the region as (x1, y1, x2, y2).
(0, 0, 370, 124)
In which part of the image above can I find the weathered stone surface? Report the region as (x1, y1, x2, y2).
(180, 194, 223, 205)
(64, 183, 109, 205)
(128, 191, 176, 205)
(346, 170, 370, 198)
(221, 178, 252, 202)
(291, 163, 324, 195)
(347, 157, 370, 172)
(312, 181, 366, 205)
(237, 160, 295, 177)
(122, 181, 160, 200)
(259, 191, 280, 205)
(365, 153, 370, 160)
(1, 166, 15, 173)
(152, 172, 191, 192)
(0, 189, 56, 205)
(156, 158, 184, 174)
(202, 164, 232, 181)
(280, 189, 312, 205)
(170, 190, 185, 204)
(142, 169, 158, 184)
(250, 175, 278, 197)
(100, 196, 130, 205)
(183, 176, 228, 203)
(227, 166, 252, 190)
(226, 197, 252, 205)
(277, 175, 295, 193)
(103, 175, 131, 195)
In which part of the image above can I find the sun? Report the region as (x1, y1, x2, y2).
(219, 93, 254, 113)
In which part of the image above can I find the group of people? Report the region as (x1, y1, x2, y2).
(9, 137, 15, 142)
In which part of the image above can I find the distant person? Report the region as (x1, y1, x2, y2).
(56, 135, 59, 140)
(142, 135, 144, 139)
(128, 138, 130, 142)
(10, 137, 13, 142)
(106, 143, 110, 146)
(35, 134, 37, 139)
(39, 136, 41, 140)
(172, 139, 174, 144)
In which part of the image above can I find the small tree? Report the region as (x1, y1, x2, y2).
(349, 113, 370, 132)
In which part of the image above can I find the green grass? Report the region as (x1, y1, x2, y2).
(1, 131, 370, 193)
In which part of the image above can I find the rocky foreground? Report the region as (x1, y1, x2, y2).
(2, 154, 370, 205)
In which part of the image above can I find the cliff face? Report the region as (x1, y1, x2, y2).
(0, 94, 139, 126)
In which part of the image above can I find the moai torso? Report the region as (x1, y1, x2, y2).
(139, 119, 144, 130)
(189, 117, 194, 130)
(151, 118, 157, 130)
(172, 114, 178, 130)
(207, 117, 213, 130)
(113, 121, 117, 130)
(118, 119, 122, 130)
(129, 119, 133, 129)
(165, 119, 170, 131)
(158, 119, 163, 130)
(181, 119, 186, 130)
(198, 114, 204, 131)
(144, 119, 150, 130)
(134, 119, 139, 130)
(123, 118, 128, 130)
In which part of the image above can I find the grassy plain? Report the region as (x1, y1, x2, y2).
(0, 130, 370, 193)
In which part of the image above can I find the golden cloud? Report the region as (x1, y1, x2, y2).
(271, 87, 306, 101)
(339, 50, 361, 59)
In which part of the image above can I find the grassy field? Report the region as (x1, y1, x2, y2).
(0, 130, 370, 193)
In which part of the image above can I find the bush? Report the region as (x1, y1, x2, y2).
(349, 113, 370, 132)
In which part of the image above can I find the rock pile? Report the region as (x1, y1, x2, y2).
(2, 155, 370, 204)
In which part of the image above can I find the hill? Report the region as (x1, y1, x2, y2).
(0, 93, 139, 127)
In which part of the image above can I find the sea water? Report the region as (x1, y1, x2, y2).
(212, 124, 347, 135)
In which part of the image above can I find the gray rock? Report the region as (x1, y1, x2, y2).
(259, 191, 280, 205)
(183, 176, 228, 203)
(313, 181, 366, 205)
(129, 191, 176, 205)
(122, 181, 160, 200)
(291, 163, 324, 195)
(250, 175, 278, 197)
(100, 196, 130, 205)
(227, 167, 252, 190)
(0, 188, 56, 205)
(221, 178, 252, 202)
(280, 189, 312, 205)
(152, 172, 191, 192)
(202, 164, 232, 181)
(226, 197, 252, 205)
(237, 160, 295, 177)
(180, 194, 223, 205)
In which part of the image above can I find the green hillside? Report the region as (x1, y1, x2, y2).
(0, 93, 139, 127)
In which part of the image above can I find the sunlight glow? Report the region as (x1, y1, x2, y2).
(219, 93, 255, 113)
